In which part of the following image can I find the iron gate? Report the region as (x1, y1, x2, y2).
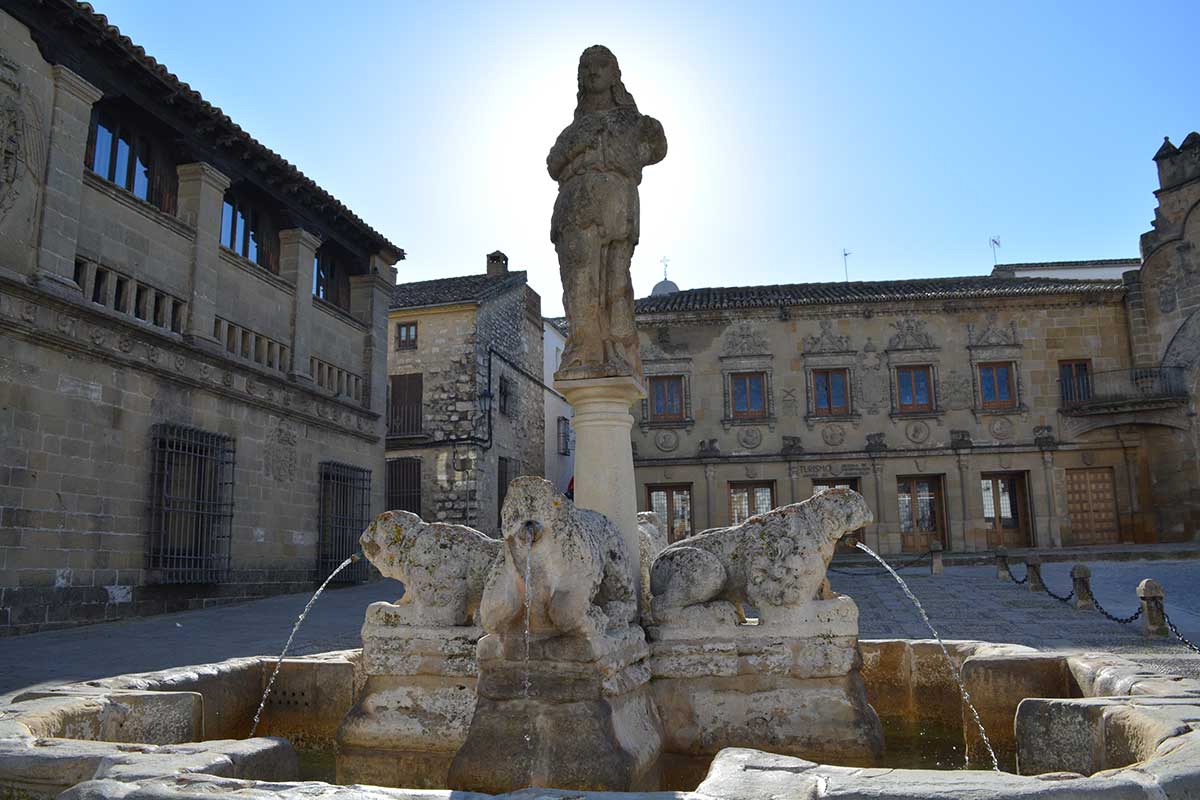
(147, 424, 235, 584)
(386, 458, 421, 514)
(318, 461, 372, 583)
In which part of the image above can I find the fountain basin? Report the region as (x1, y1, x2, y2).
(3, 640, 1199, 799)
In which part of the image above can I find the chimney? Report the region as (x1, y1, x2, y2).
(487, 250, 509, 277)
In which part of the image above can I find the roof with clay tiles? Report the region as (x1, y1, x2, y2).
(391, 271, 528, 310)
(634, 275, 1123, 314)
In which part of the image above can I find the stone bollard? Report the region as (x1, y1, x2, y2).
(1137, 579, 1169, 637)
(930, 541, 944, 575)
(1071, 564, 1095, 610)
(1024, 555, 1045, 592)
(995, 546, 1009, 580)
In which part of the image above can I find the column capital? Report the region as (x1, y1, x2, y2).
(349, 271, 396, 295)
(279, 227, 323, 251)
(51, 65, 103, 105)
(177, 162, 231, 193)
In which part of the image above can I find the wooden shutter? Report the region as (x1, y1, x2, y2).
(388, 373, 423, 435)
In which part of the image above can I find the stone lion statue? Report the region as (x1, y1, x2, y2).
(637, 511, 667, 617)
(480, 476, 636, 638)
(359, 510, 502, 627)
(649, 487, 872, 624)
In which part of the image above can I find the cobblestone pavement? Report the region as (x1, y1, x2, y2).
(1, 558, 1197, 698)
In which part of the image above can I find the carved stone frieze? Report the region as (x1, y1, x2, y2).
(940, 369, 973, 411)
(781, 435, 803, 455)
(721, 321, 770, 357)
(865, 432, 887, 452)
(736, 427, 763, 450)
(781, 386, 800, 417)
(263, 418, 298, 482)
(654, 430, 679, 453)
(698, 438, 721, 457)
(989, 417, 1014, 440)
(904, 420, 930, 444)
(820, 424, 846, 447)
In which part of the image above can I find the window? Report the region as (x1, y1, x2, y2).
(1059, 360, 1092, 405)
(221, 192, 278, 272)
(650, 375, 685, 421)
(731, 371, 767, 419)
(557, 416, 572, 455)
(388, 373, 423, 436)
(396, 322, 418, 350)
(896, 365, 934, 413)
(981, 473, 1031, 548)
(813, 368, 849, 416)
(647, 484, 693, 542)
(499, 376, 514, 416)
(387, 458, 422, 515)
(313, 245, 353, 310)
(91, 268, 108, 304)
(318, 462, 371, 583)
(729, 481, 775, 525)
(86, 107, 177, 212)
(147, 424, 235, 584)
(979, 362, 1016, 409)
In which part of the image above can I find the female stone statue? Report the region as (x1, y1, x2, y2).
(548, 45, 667, 381)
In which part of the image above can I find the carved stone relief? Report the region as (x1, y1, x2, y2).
(905, 420, 930, 444)
(967, 314, 1019, 348)
(781, 435, 803, 455)
(654, 430, 679, 453)
(804, 320, 851, 353)
(736, 427, 762, 450)
(857, 340, 885, 414)
(263, 418, 298, 482)
(866, 432, 888, 452)
(781, 386, 800, 417)
(820, 424, 845, 447)
(721, 321, 769, 357)
(887, 318, 934, 351)
(940, 369, 973, 411)
(744, 464, 759, 479)
(698, 438, 721, 457)
(989, 417, 1014, 440)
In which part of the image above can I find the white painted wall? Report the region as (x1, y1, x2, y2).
(543, 320, 574, 493)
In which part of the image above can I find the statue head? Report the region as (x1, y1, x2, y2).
(575, 45, 638, 119)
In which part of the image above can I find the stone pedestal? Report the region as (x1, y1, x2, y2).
(647, 597, 882, 788)
(335, 602, 482, 788)
(554, 375, 645, 593)
(447, 626, 662, 793)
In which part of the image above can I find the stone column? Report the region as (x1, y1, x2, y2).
(351, 270, 398, 438)
(554, 376, 645, 590)
(1137, 579, 1168, 637)
(870, 458, 885, 554)
(787, 462, 800, 504)
(1040, 451, 1061, 547)
(175, 163, 230, 346)
(278, 228, 321, 382)
(34, 66, 103, 292)
(704, 463, 717, 530)
(954, 452, 971, 551)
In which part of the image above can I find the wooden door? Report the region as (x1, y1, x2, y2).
(981, 473, 1031, 548)
(898, 476, 946, 552)
(1065, 467, 1119, 545)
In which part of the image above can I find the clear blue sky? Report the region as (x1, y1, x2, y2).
(94, 0, 1199, 314)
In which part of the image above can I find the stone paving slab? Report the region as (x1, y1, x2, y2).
(1, 559, 1197, 699)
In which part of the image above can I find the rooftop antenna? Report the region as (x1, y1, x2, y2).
(842, 249, 851, 283)
(989, 236, 1001, 266)
(660, 255, 670, 281)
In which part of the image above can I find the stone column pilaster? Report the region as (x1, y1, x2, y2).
(869, 457, 885, 554)
(787, 462, 800, 504)
(279, 228, 321, 382)
(954, 452, 970, 551)
(1040, 451, 1061, 548)
(350, 271, 397, 417)
(175, 163, 230, 346)
(704, 463, 717, 530)
(34, 66, 103, 291)
(555, 376, 645, 596)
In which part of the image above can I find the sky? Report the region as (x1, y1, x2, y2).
(93, 0, 1200, 315)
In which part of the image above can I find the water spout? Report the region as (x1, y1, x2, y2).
(854, 541, 1000, 772)
(249, 552, 360, 737)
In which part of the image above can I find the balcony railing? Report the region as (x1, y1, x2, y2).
(387, 404, 423, 438)
(1060, 367, 1189, 412)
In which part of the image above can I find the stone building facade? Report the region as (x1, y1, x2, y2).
(385, 251, 544, 535)
(631, 270, 1198, 554)
(0, 3, 401, 634)
(543, 317, 574, 494)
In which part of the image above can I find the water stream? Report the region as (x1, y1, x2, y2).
(249, 553, 359, 737)
(854, 541, 1001, 772)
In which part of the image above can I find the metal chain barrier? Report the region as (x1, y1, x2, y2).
(1154, 598, 1200, 654)
(1000, 557, 1028, 585)
(828, 549, 932, 576)
(1041, 581, 1075, 604)
(1093, 595, 1143, 625)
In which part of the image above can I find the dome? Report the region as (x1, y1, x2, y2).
(651, 278, 680, 296)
